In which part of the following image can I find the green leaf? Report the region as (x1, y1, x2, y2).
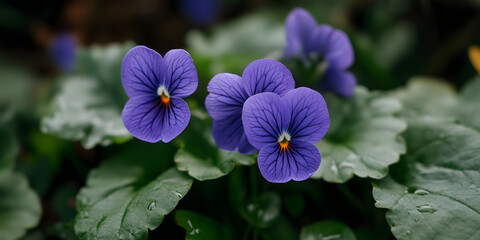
(175, 210, 234, 240)
(0, 60, 35, 122)
(47, 221, 79, 240)
(239, 192, 281, 229)
(454, 76, 480, 130)
(390, 77, 457, 118)
(174, 110, 255, 181)
(391, 76, 480, 131)
(74, 42, 134, 106)
(312, 87, 406, 183)
(75, 167, 192, 240)
(300, 220, 356, 240)
(52, 184, 77, 221)
(0, 171, 42, 240)
(0, 124, 18, 175)
(372, 117, 480, 240)
(259, 216, 299, 240)
(41, 42, 135, 149)
(375, 23, 415, 69)
(74, 142, 193, 240)
(186, 12, 284, 76)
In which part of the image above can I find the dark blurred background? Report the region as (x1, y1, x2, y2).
(1, 1, 480, 239)
(1, 0, 480, 88)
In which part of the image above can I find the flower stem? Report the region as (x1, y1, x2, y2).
(250, 166, 258, 202)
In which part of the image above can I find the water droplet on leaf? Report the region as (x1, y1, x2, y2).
(414, 189, 429, 195)
(148, 202, 156, 210)
(322, 234, 341, 240)
(174, 191, 183, 198)
(416, 204, 437, 213)
(187, 220, 200, 235)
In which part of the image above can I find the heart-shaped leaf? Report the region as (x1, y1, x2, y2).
(300, 220, 356, 240)
(239, 192, 281, 229)
(373, 117, 480, 240)
(74, 141, 193, 240)
(41, 42, 135, 149)
(174, 110, 255, 181)
(312, 87, 406, 183)
(0, 125, 18, 176)
(391, 76, 480, 130)
(175, 210, 234, 240)
(0, 60, 35, 122)
(186, 11, 284, 80)
(0, 172, 42, 240)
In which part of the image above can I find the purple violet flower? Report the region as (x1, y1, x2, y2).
(242, 87, 330, 183)
(284, 8, 356, 97)
(205, 59, 295, 154)
(50, 33, 76, 73)
(121, 46, 198, 143)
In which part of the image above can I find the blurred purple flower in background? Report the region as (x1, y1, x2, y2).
(205, 59, 295, 154)
(50, 33, 76, 72)
(179, 0, 219, 27)
(121, 46, 198, 143)
(284, 8, 356, 97)
(242, 87, 330, 183)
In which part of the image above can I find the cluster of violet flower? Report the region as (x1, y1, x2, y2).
(120, 8, 354, 183)
(50, 33, 76, 73)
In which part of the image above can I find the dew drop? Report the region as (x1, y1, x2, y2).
(147, 202, 156, 211)
(469, 184, 477, 189)
(187, 220, 200, 235)
(416, 204, 437, 213)
(406, 230, 412, 235)
(190, 229, 200, 235)
(322, 234, 341, 240)
(174, 191, 183, 198)
(414, 189, 429, 196)
(414, 218, 419, 222)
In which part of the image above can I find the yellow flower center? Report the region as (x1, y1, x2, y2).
(278, 132, 291, 151)
(157, 86, 170, 105)
(279, 139, 289, 150)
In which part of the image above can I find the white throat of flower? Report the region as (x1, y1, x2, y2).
(278, 132, 291, 150)
(278, 132, 291, 143)
(157, 85, 170, 97)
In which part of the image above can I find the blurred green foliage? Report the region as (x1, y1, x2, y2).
(1, 0, 480, 240)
